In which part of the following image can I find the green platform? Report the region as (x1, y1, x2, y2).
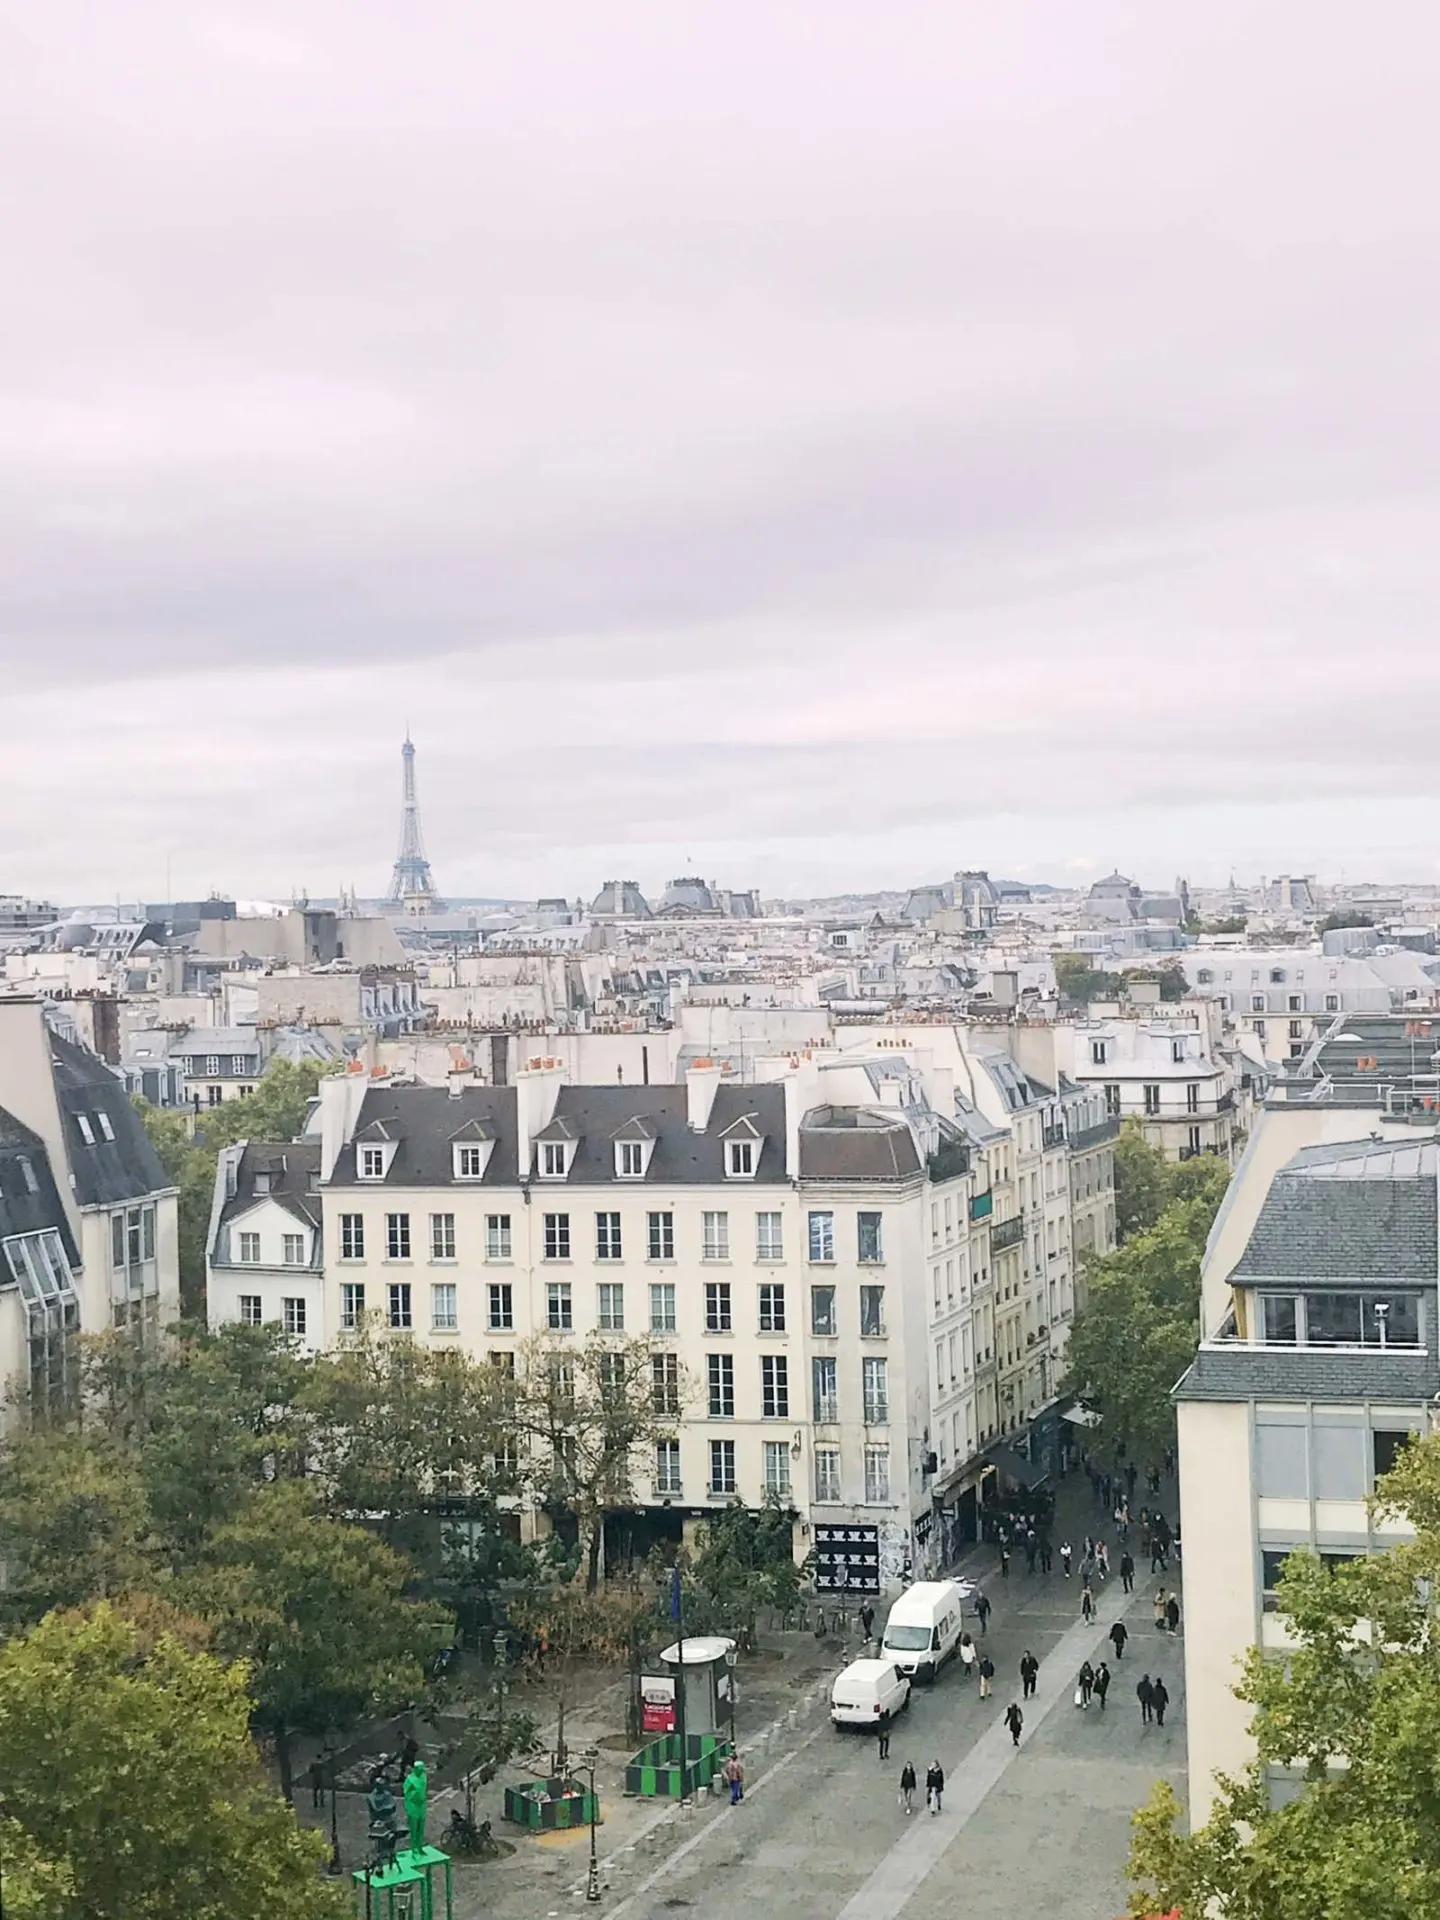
(624, 1732, 728, 1799)
(352, 1845, 453, 1919)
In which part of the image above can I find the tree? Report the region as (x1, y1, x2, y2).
(0, 1429, 151, 1625)
(0, 1604, 347, 1920)
(1114, 1122, 1172, 1241)
(1128, 1433, 1440, 1920)
(1054, 951, 1126, 1005)
(689, 1497, 807, 1648)
(512, 1332, 685, 1591)
(195, 1060, 328, 1154)
(1319, 909, 1374, 933)
(180, 1480, 449, 1800)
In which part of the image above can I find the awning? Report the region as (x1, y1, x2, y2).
(1063, 1404, 1102, 1428)
(984, 1441, 1042, 1490)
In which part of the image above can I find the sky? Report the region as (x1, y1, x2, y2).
(5, 2, 1440, 905)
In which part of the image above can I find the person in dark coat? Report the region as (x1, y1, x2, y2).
(1165, 1595, 1181, 1636)
(978, 1652, 995, 1699)
(974, 1590, 991, 1635)
(899, 1761, 917, 1814)
(1153, 1678, 1170, 1727)
(1019, 1650, 1039, 1699)
(925, 1761, 945, 1814)
(1094, 1661, 1111, 1711)
(1137, 1675, 1155, 1726)
(1077, 1660, 1095, 1708)
(1119, 1551, 1135, 1594)
(1109, 1619, 1128, 1661)
(877, 1719, 891, 1760)
(1004, 1702, 1024, 1747)
(309, 1758, 326, 1809)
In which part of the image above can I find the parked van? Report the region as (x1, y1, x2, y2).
(829, 1658, 910, 1729)
(880, 1580, 967, 1682)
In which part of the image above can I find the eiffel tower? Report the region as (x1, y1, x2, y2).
(385, 735, 444, 912)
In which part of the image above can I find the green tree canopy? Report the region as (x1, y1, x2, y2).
(688, 1497, 808, 1646)
(1114, 1122, 1173, 1240)
(1129, 1432, 1440, 1919)
(0, 1429, 151, 1625)
(0, 1604, 347, 1920)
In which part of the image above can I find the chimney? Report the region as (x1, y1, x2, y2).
(515, 1057, 566, 1177)
(783, 1068, 803, 1180)
(686, 1059, 723, 1132)
(990, 970, 1019, 1009)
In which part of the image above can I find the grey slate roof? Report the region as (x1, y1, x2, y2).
(219, 1141, 323, 1232)
(1176, 1343, 1440, 1404)
(49, 1030, 171, 1206)
(328, 1087, 520, 1189)
(0, 1106, 79, 1264)
(798, 1111, 921, 1181)
(1231, 1137, 1439, 1285)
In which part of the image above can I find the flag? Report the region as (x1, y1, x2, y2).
(670, 1566, 682, 1622)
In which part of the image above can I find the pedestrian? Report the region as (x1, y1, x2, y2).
(1119, 1551, 1135, 1594)
(1109, 1619, 1128, 1661)
(1094, 1661, 1111, 1711)
(899, 1761, 917, 1815)
(878, 1720, 891, 1761)
(1060, 1542, 1073, 1578)
(1004, 1702, 1024, 1747)
(974, 1590, 991, 1636)
(399, 1736, 419, 1776)
(1081, 1557, 1095, 1591)
(1082, 1586, 1096, 1623)
(1153, 1678, 1170, 1727)
(1097, 1542, 1110, 1581)
(1077, 1660, 1094, 1708)
(999, 1544, 1010, 1579)
(1137, 1674, 1154, 1726)
(309, 1757, 325, 1810)
(860, 1602, 876, 1645)
(925, 1761, 944, 1815)
(1154, 1588, 1167, 1633)
(1039, 1538, 1053, 1575)
(1025, 1538, 1037, 1576)
(1126, 1462, 1138, 1498)
(959, 1632, 976, 1682)
(1020, 1650, 1038, 1700)
(978, 1652, 995, 1699)
(1166, 1595, 1181, 1637)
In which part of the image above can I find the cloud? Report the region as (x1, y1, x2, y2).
(2, 0, 1439, 898)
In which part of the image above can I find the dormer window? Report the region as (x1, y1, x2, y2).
(619, 1141, 645, 1178)
(454, 1144, 486, 1179)
(728, 1140, 755, 1178)
(1090, 1039, 1108, 1066)
(254, 1169, 272, 1196)
(541, 1141, 569, 1178)
(359, 1145, 387, 1180)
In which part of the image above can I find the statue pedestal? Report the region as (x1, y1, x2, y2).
(396, 1845, 453, 1920)
(352, 1857, 426, 1918)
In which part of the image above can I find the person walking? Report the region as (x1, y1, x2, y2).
(999, 1544, 1011, 1580)
(1077, 1660, 1095, 1709)
(860, 1602, 876, 1645)
(1039, 1537, 1053, 1575)
(959, 1632, 977, 1682)
(878, 1720, 891, 1761)
(1019, 1650, 1038, 1700)
(1154, 1588, 1168, 1633)
(1153, 1678, 1170, 1728)
(925, 1761, 945, 1815)
(309, 1757, 326, 1810)
(723, 1753, 745, 1804)
(1166, 1594, 1181, 1637)
(1094, 1661, 1111, 1711)
(1082, 1586, 1096, 1623)
(1097, 1542, 1110, 1582)
(899, 1761, 917, 1815)
(1060, 1542, 1072, 1578)
(1109, 1619, 1128, 1662)
(1004, 1702, 1024, 1747)
(1119, 1550, 1135, 1594)
(978, 1652, 995, 1699)
(1137, 1675, 1155, 1726)
(974, 1590, 991, 1636)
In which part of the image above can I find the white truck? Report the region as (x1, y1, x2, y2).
(879, 1580, 968, 1682)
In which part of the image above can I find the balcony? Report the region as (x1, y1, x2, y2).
(1042, 1124, 1066, 1151)
(653, 1481, 683, 1500)
(969, 1189, 994, 1222)
(990, 1213, 1025, 1252)
(1069, 1117, 1120, 1152)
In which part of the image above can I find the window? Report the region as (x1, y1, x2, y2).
(811, 1285, 836, 1336)
(111, 1213, 126, 1268)
(283, 1233, 305, 1266)
(764, 1440, 792, 1498)
(543, 1213, 571, 1260)
(707, 1353, 735, 1417)
(359, 1145, 386, 1180)
(1256, 1417, 1307, 1498)
(283, 1296, 307, 1338)
(862, 1356, 888, 1423)
(207, 1087, 223, 1108)
(761, 1355, 789, 1418)
(864, 1444, 891, 1504)
(1312, 1418, 1366, 1500)
(650, 1282, 676, 1334)
(859, 1285, 885, 1337)
(1251, 993, 1266, 1013)
(597, 1282, 625, 1332)
(547, 1281, 573, 1331)
(709, 1439, 736, 1496)
(340, 1281, 365, 1330)
(755, 1211, 783, 1260)
(727, 1139, 756, 1178)
(652, 1353, 680, 1416)
(856, 1211, 884, 1264)
(385, 1213, 411, 1260)
(647, 1210, 674, 1260)
(702, 1211, 729, 1260)
(1090, 1039, 1108, 1066)
(77, 1113, 98, 1147)
(97, 1112, 115, 1143)
(1142, 1084, 1161, 1116)
(812, 1355, 838, 1422)
(237, 1232, 261, 1265)
(1187, 1125, 1202, 1156)
(488, 1282, 514, 1330)
(430, 1213, 456, 1261)
(655, 1438, 682, 1494)
(1325, 993, 1340, 1013)
(204, 1056, 221, 1077)
(340, 1213, 365, 1260)
(814, 1446, 841, 1502)
(1260, 1294, 1297, 1343)
(387, 1282, 413, 1329)
(428, 1281, 457, 1330)
(595, 1211, 622, 1261)
(486, 1213, 512, 1259)
(758, 1283, 786, 1332)
(238, 1294, 262, 1326)
(1270, 967, 1285, 985)
(1186, 1083, 1199, 1113)
(1196, 969, 1213, 986)
(618, 1140, 646, 1178)
(705, 1281, 732, 1333)
(808, 1211, 835, 1262)
(1288, 994, 1303, 1013)
(1171, 1038, 1186, 1065)
(1373, 1427, 1416, 1480)
(488, 1349, 516, 1376)
(455, 1144, 485, 1179)
(540, 1141, 568, 1178)
(1104, 1083, 1120, 1116)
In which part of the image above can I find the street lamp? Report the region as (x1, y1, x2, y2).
(325, 1738, 342, 1877)
(494, 1629, 509, 1743)
(724, 1643, 738, 1756)
(581, 1745, 601, 1905)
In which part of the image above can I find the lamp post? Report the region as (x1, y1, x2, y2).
(724, 1643, 738, 1756)
(325, 1738, 342, 1877)
(494, 1629, 509, 1743)
(581, 1745, 601, 1904)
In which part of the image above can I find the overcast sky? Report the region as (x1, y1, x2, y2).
(5, 3, 1440, 905)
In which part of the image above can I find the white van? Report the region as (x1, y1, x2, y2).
(880, 1580, 967, 1682)
(830, 1658, 910, 1729)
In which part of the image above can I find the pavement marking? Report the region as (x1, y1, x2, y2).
(832, 1598, 1145, 1920)
(599, 1717, 832, 1920)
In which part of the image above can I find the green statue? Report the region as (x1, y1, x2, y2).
(402, 1758, 428, 1854)
(366, 1771, 399, 1865)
